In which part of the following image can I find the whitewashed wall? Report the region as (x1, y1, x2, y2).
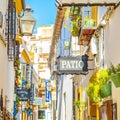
(0, 0, 14, 115)
(104, 6, 120, 120)
(56, 75, 73, 120)
(0, 0, 8, 35)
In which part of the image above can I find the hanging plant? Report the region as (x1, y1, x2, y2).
(14, 58, 20, 67)
(100, 82, 111, 98)
(63, 7, 82, 37)
(15, 96, 20, 106)
(70, 6, 80, 19)
(108, 63, 120, 87)
(86, 68, 110, 102)
(87, 83, 101, 102)
(71, 15, 82, 36)
(15, 70, 21, 76)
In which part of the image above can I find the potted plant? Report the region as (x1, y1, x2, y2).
(108, 63, 120, 87)
(100, 82, 111, 98)
(73, 100, 86, 120)
(14, 58, 20, 67)
(86, 68, 111, 102)
(84, 16, 95, 27)
(87, 83, 101, 102)
(98, 69, 111, 98)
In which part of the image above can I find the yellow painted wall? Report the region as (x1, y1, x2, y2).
(91, 6, 98, 25)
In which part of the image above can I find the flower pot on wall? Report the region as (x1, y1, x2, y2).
(64, 41, 70, 49)
(110, 73, 120, 87)
(100, 82, 111, 98)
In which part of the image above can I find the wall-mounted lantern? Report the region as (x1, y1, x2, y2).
(20, 5, 36, 36)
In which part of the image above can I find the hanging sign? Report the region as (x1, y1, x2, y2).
(45, 80, 51, 103)
(32, 97, 43, 105)
(16, 89, 29, 101)
(30, 84, 34, 104)
(57, 55, 88, 74)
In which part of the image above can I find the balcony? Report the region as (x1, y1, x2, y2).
(78, 10, 97, 46)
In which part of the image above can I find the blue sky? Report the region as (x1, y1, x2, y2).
(26, 0, 57, 33)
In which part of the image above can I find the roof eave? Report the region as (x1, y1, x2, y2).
(49, 7, 67, 65)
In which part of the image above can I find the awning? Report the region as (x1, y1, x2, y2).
(21, 49, 31, 63)
(16, 35, 22, 44)
(56, 0, 120, 6)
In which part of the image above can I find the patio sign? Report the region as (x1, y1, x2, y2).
(56, 0, 119, 6)
(57, 55, 88, 74)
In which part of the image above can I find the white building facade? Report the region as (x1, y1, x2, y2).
(104, 5, 120, 119)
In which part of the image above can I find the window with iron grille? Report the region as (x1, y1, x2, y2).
(5, 0, 16, 61)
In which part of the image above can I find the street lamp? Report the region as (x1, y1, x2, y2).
(20, 5, 36, 36)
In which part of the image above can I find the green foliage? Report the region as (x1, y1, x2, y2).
(108, 63, 120, 87)
(98, 68, 110, 85)
(13, 117, 17, 120)
(86, 68, 110, 102)
(15, 70, 21, 76)
(70, 6, 81, 19)
(73, 100, 86, 109)
(84, 16, 95, 27)
(73, 100, 86, 110)
(71, 15, 82, 36)
(90, 68, 109, 85)
(14, 58, 20, 67)
(15, 96, 20, 106)
(108, 63, 120, 75)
